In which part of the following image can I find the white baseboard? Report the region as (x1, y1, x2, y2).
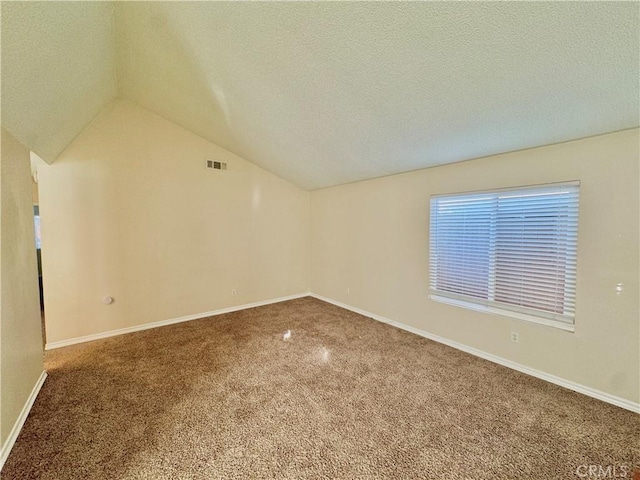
(45, 293, 310, 350)
(0, 371, 47, 471)
(310, 293, 640, 414)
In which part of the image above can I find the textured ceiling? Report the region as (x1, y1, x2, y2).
(2, 2, 639, 188)
(1, 2, 117, 164)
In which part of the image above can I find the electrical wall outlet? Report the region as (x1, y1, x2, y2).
(231, 289, 237, 296)
(511, 332, 519, 343)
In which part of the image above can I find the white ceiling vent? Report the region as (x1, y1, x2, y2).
(206, 159, 227, 170)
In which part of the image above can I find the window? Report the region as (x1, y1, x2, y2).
(429, 182, 579, 331)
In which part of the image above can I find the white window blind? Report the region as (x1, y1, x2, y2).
(429, 182, 579, 327)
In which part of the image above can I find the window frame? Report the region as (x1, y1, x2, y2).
(428, 182, 580, 332)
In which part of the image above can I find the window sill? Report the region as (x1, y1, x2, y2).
(429, 294, 575, 333)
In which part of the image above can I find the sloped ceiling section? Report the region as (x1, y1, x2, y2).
(1, 3, 638, 187)
(115, 2, 639, 190)
(1, 1, 117, 164)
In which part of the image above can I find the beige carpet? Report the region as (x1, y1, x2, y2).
(4, 297, 638, 479)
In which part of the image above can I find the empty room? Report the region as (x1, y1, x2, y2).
(1, 1, 638, 479)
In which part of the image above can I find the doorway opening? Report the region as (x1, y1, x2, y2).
(32, 160, 46, 347)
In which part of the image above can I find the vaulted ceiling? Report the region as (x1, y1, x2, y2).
(1, 2, 117, 163)
(2, 2, 638, 190)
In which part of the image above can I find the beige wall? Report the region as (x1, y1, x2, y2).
(311, 129, 640, 404)
(37, 100, 309, 344)
(31, 180, 38, 206)
(1, 128, 44, 447)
